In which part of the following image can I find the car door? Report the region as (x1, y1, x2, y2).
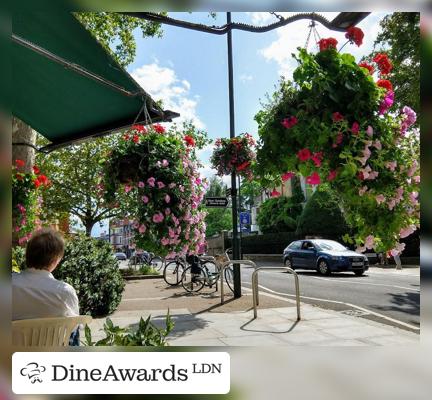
(289, 241, 302, 267)
(299, 241, 317, 269)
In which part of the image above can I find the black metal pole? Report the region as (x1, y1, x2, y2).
(227, 12, 241, 298)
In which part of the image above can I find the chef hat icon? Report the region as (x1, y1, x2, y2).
(20, 362, 46, 383)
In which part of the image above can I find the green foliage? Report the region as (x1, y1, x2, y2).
(226, 232, 300, 254)
(54, 235, 125, 317)
(75, 12, 165, 67)
(83, 311, 174, 346)
(139, 264, 159, 275)
(296, 188, 349, 239)
(12, 246, 26, 272)
(205, 208, 232, 237)
(206, 176, 227, 197)
(240, 179, 263, 209)
(36, 136, 122, 236)
(370, 12, 420, 115)
(257, 196, 301, 234)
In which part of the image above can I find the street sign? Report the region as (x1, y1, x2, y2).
(239, 211, 251, 226)
(205, 197, 229, 208)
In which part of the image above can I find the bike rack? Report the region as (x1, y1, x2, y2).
(220, 260, 258, 304)
(252, 267, 301, 321)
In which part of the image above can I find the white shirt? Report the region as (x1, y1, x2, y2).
(12, 268, 79, 320)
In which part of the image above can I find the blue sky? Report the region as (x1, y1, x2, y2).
(91, 11, 388, 237)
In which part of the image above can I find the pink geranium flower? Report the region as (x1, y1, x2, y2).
(142, 195, 149, 204)
(400, 225, 416, 239)
(138, 181, 145, 188)
(157, 181, 165, 189)
(162, 159, 169, 167)
(385, 161, 397, 171)
(165, 194, 171, 203)
(332, 112, 344, 122)
(147, 177, 156, 187)
(152, 213, 164, 223)
(311, 152, 323, 167)
(138, 224, 146, 234)
(124, 185, 132, 193)
(366, 125, 374, 137)
(281, 116, 298, 129)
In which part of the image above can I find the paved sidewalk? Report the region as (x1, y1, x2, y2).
(85, 279, 419, 346)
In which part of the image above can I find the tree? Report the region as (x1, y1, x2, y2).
(36, 136, 122, 236)
(296, 188, 349, 239)
(75, 13, 165, 67)
(257, 196, 301, 234)
(366, 12, 420, 115)
(239, 179, 262, 210)
(204, 177, 232, 236)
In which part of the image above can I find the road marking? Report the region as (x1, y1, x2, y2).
(242, 282, 420, 331)
(309, 276, 420, 292)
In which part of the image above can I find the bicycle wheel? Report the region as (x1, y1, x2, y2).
(181, 266, 205, 293)
(224, 266, 234, 293)
(163, 261, 185, 286)
(151, 255, 164, 271)
(202, 261, 218, 274)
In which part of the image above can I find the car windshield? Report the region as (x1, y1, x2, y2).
(315, 240, 347, 251)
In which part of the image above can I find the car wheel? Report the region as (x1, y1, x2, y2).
(317, 259, 331, 275)
(354, 270, 365, 276)
(284, 258, 295, 270)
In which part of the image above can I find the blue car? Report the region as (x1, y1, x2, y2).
(283, 239, 369, 276)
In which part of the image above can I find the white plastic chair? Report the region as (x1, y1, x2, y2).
(12, 316, 92, 347)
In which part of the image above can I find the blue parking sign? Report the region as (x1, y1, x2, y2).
(239, 212, 251, 226)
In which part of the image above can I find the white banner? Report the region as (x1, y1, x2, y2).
(12, 352, 230, 394)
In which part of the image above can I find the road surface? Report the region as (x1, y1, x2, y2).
(238, 262, 420, 332)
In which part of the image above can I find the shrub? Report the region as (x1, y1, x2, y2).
(54, 235, 125, 317)
(12, 246, 26, 272)
(257, 196, 302, 233)
(83, 311, 174, 346)
(296, 189, 349, 239)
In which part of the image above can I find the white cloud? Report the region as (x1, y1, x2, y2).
(239, 73, 253, 83)
(131, 62, 205, 129)
(257, 12, 387, 78)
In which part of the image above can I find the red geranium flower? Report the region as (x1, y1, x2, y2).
(123, 133, 130, 141)
(32, 165, 40, 175)
(33, 178, 41, 188)
(357, 171, 365, 181)
(15, 159, 25, 168)
(281, 172, 294, 181)
(297, 148, 311, 162)
(237, 161, 250, 172)
(351, 122, 360, 135)
(132, 124, 146, 133)
(327, 170, 338, 182)
(358, 62, 375, 75)
(281, 116, 298, 129)
(318, 38, 338, 51)
(153, 124, 165, 134)
(132, 134, 140, 144)
(306, 172, 321, 185)
(376, 79, 393, 92)
(332, 112, 344, 122)
(15, 173, 24, 181)
(270, 189, 281, 197)
(311, 152, 323, 168)
(184, 135, 195, 147)
(345, 26, 364, 46)
(373, 53, 392, 75)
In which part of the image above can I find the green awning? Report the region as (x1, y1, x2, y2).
(12, 12, 179, 152)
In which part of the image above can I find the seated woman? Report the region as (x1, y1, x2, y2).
(12, 228, 80, 344)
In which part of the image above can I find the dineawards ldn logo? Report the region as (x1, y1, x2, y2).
(20, 362, 47, 384)
(13, 352, 230, 394)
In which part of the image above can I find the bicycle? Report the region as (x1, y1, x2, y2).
(163, 256, 187, 286)
(130, 252, 164, 271)
(181, 254, 234, 293)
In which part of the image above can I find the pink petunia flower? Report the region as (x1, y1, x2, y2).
(138, 224, 146, 234)
(375, 194, 386, 204)
(165, 194, 171, 203)
(142, 195, 149, 204)
(162, 159, 169, 167)
(413, 175, 420, 183)
(366, 125, 374, 137)
(400, 225, 416, 239)
(271, 189, 281, 197)
(124, 185, 132, 193)
(147, 177, 156, 187)
(157, 181, 166, 189)
(138, 181, 145, 188)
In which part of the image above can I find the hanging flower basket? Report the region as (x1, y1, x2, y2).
(210, 133, 256, 179)
(254, 29, 419, 254)
(102, 124, 208, 257)
(12, 160, 50, 245)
